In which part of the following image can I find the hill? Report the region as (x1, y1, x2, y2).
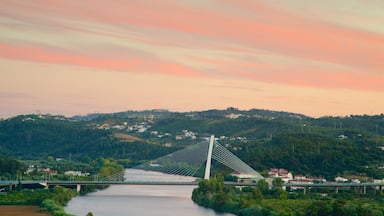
(0, 114, 175, 162)
(0, 108, 383, 179)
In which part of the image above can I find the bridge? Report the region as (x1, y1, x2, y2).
(2, 179, 384, 195)
(2, 135, 384, 194)
(0, 135, 263, 192)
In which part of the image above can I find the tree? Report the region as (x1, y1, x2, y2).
(332, 199, 346, 216)
(272, 177, 283, 189)
(252, 187, 264, 200)
(305, 201, 332, 216)
(257, 179, 270, 195)
(238, 207, 263, 216)
(341, 203, 358, 216)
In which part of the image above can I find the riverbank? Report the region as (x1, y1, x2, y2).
(192, 178, 384, 216)
(0, 186, 77, 216)
(0, 205, 50, 216)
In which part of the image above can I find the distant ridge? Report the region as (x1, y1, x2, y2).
(1, 108, 383, 179)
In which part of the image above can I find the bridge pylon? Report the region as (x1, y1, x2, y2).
(134, 134, 263, 182)
(204, 135, 215, 180)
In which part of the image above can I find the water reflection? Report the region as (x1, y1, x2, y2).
(65, 169, 234, 216)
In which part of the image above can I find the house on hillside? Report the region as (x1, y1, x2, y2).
(268, 168, 293, 183)
(335, 176, 348, 183)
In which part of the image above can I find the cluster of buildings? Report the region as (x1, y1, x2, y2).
(95, 119, 202, 142)
(265, 168, 382, 186)
(175, 130, 198, 140)
(21, 114, 76, 122)
(232, 168, 328, 187)
(25, 165, 89, 177)
(96, 120, 154, 133)
(26, 166, 58, 176)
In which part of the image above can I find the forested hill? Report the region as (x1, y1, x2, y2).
(0, 114, 175, 161)
(0, 109, 383, 179)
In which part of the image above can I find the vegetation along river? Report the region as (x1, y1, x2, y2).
(65, 169, 233, 216)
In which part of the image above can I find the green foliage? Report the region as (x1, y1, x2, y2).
(0, 189, 53, 205)
(52, 186, 77, 206)
(0, 115, 175, 162)
(0, 156, 26, 179)
(238, 207, 263, 216)
(1, 111, 384, 180)
(246, 132, 384, 179)
(0, 186, 76, 215)
(39, 186, 76, 216)
(91, 158, 124, 177)
(41, 199, 74, 216)
(192, 177, 384, 216)
(305, 200, 333, 216)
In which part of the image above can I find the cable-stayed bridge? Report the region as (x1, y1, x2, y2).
(135, 135, 263, 181)
(0, 136, 264, 192)
(2, 136, 384, 195)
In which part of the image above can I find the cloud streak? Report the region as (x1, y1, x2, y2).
(1, 0, 383, 92)
(1, 0, 383, 117)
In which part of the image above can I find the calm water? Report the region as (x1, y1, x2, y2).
(65, 169, 234, 216)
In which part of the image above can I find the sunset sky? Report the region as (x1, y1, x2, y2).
(1, 0, 383, 118)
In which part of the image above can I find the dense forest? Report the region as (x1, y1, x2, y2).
(243, 132, 384, 179)
(0, 115, 176, 162)
(192, 177, 384, 216)
(0, 109, 383, 180)
(0, 156, 26, 176)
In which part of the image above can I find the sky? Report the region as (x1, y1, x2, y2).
(0, 0, 383, 118)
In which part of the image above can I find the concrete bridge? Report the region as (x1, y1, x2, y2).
(2, 135, 384, 195)
(2, 180, 384, 194)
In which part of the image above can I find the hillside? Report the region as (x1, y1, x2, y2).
(0, 114, 175, 162)
(0, 108, 383, 179)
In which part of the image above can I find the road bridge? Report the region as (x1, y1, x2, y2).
(2, 135, 383, 195)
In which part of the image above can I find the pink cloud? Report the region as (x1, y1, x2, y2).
(196, 55, 383, 91)
(1, 0, 383, 92)
(0, 43, 201, 77)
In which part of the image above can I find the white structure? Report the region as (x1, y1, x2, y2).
(335, 176, 348, 183)
(204, 135, 215, 179)
(268, 168, 293, 183)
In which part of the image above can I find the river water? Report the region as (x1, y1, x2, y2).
(65, 169, 234, 216)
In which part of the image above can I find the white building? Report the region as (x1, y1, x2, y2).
(268, 168, 293, 183)
(335, 176, 348, 183)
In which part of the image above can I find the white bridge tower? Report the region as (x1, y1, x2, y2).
(204, 135, 215, 179)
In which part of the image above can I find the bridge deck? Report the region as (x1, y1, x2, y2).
(2, 180, 384, 187)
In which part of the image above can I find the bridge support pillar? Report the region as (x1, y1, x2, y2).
(335, 186, 339, 194)
(204, 135, 215, 180)
(76, 184, 81, 193)
(363, 186, 366, 194)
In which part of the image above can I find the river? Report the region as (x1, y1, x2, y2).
(65, 169, 234, 216)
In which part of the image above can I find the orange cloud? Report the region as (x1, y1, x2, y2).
(0, 43, 201, 77)
(1, 0, 383, 93)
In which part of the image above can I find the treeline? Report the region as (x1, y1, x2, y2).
(192, 178, 384, 216)
(0, 156, 26, 178)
